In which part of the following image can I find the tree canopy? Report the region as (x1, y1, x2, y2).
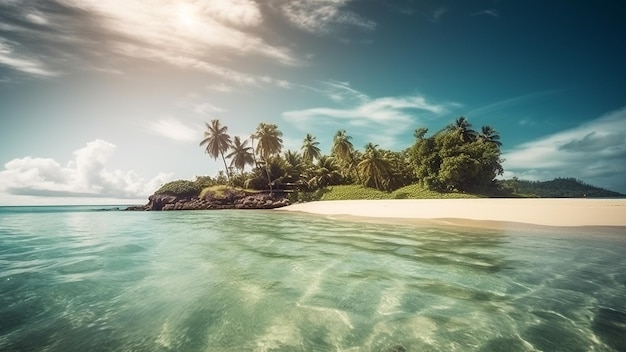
(197, 117, 505, 195)
(200, 119, 232, 182)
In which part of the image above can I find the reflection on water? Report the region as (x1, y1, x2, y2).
(0, 208, 625, 351)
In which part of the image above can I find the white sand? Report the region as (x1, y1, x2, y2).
(277, 199, 626, 228)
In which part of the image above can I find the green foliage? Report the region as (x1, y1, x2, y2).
(438, 153, 480, 190)
(358, 144, 393, 191)
(254, 123, 283, 160)
(155, 180, 202, 198)
(194, 175, 218, 188)
(301, 133, 321, 163)
(391, 184, 477, 199)
(308, 155, 343, 189)
(182, 117, 513, 198)
(288, 189, 326, 203)
(179, 118, 622, 201)
(226, 136, 255, 174)
(317, 184, 478, 200)
(409, 125, 503, 192)
(320, 185, 389, 200)
(199, 185, 258, 200)
(199, 119, 232, 182)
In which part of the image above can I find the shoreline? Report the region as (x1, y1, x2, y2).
(276, 199, 626, 229)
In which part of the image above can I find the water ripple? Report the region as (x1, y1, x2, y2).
(0, 208, 624, 351)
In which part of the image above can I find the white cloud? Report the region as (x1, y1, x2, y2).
(0, 39, 58, 77)
(0, 140, 174, 200)
(61, 0, 297, 65)
(503, 107, 626, 193)
(283, 85, 453, 149)
(276, 0, 375, 34)
(149, 118, 199, 143)
(204, 0, 262, 27)
(25, 12, 49, 25)
(193, 102, 227, 115)
(284, 95, 449, 125)
(1, 0, 297, 83)
(319, 80, 370, 103)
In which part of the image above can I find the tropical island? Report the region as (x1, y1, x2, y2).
(128, 117, 623, 214)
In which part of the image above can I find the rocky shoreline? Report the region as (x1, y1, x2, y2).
(126, 191, 290, 211)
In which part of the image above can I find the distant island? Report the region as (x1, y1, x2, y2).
(496, 177, 624, 198)
(128, 118, 623, 211)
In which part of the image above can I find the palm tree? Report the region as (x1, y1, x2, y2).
(301, 134, 321, 163)
(331, 130, 360, 182)
(358, 144, 392, 191)
(308, 155, 342, 189)
(283, 150, 305, 184)
(478, 126, 502, 147)
(226, 136, 255, 175)
(331, 130, 354, 161)
(254, 123, 283, 191)
(254, 123, 283, 160)
(449, 116, 477, 143)
(199, 119, 232, 183)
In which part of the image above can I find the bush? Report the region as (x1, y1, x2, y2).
(391, 184, 477, 199)
(199, 185, 257, 200)
(313, 184, 478, 201)
(155, 180, 202, 198)
(320, 185, 389, 200)
(288, 189, 326, 203)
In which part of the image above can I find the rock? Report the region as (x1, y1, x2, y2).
(130, 189, 291, 211)
(147, 194, 179, 210)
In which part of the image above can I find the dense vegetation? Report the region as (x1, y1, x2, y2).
(155, 118, 620, 200)
(318, 185, 478, 201)
(154, 180, 202, 198)
(498, 177, 624, 198)
(195, 117, 504, 197)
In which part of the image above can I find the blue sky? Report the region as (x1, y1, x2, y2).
(1, 0, 625, 205)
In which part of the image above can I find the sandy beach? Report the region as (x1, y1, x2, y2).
(277, 199, 626, 228)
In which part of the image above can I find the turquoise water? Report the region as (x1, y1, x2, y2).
(1, 206, 625, 351)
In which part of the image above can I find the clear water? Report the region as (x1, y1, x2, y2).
(0, 206, 625, 352)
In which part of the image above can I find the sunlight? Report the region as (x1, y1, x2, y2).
(176, 3, 196, 28)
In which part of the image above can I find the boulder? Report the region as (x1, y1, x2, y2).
(125, 205, 148, 211)
(147, 194, 179, 210)
(130, 190, 290, 211)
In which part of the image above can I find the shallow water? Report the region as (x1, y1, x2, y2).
(0, 206, 625, 351)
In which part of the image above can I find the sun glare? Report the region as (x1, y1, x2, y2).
(177, 4, 196, 28)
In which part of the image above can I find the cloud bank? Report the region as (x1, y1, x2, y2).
(276, 0, 376, 34)
(0, 0, 373, 86)
(503, 107, 626, 193)
(0, 140, 173, 200)
(283, 82, 454, 149)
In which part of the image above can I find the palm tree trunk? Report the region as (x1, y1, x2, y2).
(220, 151, 231, 184)
(350, 163, 362, 184)
(250, 136, 260, 169)
(264, 162, 273, 193)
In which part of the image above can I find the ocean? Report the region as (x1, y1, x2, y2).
(0, 205, 625, 351)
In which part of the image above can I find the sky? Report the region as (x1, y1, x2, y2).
(1, 0, 625, 205)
